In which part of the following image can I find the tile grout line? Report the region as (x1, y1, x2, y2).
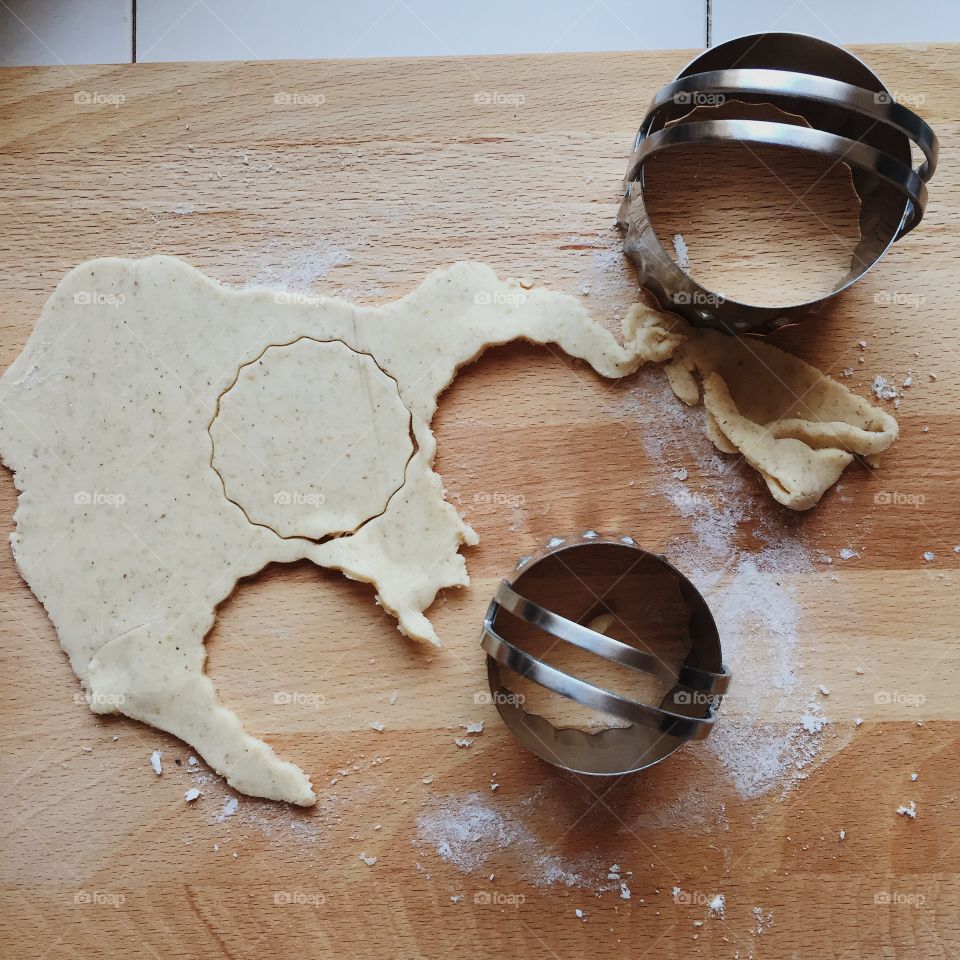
(118, 2, 714, 65)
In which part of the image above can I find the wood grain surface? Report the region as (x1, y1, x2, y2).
(1, 43, 959, 960)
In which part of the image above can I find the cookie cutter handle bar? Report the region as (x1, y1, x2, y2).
(481, 626, 717, 740)
(494, 581, 731, 694)
(638, 68, 938, 183)
(625, 118, 928, 236)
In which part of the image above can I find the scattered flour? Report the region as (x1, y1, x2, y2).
(753, 906, 774, 934)
(416, 793, 518, 874)
(561, 230, 637, 315)
(623, 370, 842, 799)
(184, 766, 321, 844)
(631, 782, 728, 833)
(246, 243, 354, 292)
(801, 712, 827, 734)
(415, 792, 617, 890)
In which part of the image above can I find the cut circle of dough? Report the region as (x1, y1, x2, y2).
(211, 338, 414, 540)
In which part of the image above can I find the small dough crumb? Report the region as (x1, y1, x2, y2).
(896, 801, 917, 819)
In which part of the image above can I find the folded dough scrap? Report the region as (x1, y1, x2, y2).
(626, 306, 899, 510)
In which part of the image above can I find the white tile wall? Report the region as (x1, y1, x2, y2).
(2, 0, 959, 66)
(136, 0, 705, 62)
(0, 0, 131, 66)
(712, 0, 960, 46)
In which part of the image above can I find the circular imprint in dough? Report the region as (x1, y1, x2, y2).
(210, 338, 414, 540)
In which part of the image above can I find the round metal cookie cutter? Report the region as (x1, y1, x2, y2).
(617, 32, 939, 335)
(480, 532, 731, 776)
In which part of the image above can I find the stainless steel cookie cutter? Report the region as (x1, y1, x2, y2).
(480, 532, 731, 776)
(617, 32, 939, 335)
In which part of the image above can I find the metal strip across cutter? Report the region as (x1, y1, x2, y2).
(480, 532, 731, 776)
(618, 32, 939, 334)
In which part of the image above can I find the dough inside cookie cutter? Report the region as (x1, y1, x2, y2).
(481, 532, 731, 776)
(618, 32, 939, 335)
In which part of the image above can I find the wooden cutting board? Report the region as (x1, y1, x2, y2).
(1, 44, 959, 959)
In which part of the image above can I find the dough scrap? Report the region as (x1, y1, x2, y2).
(629, 306, 899, 510)
(0, 257, 646, 804)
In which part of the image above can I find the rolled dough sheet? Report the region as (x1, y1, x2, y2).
(0, 257, 646, 805)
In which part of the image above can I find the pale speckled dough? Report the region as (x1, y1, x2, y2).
(0, 257, 647, 805)
(211, 338, 415, 539)
(628, 306, 900, 510)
